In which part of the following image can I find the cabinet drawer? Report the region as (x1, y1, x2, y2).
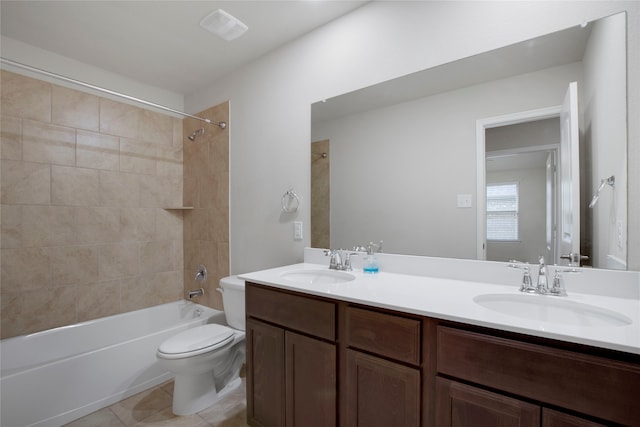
(346, 306, 421, 365)
(246, 283, 336, 341)
(437, 326, 640, 426)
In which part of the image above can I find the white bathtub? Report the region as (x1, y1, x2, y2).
(0, 301, 226, 427)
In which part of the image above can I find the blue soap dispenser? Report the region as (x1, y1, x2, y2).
(363, 241, 380, 274)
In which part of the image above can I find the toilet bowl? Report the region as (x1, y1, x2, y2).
(156, 276, 246, 415)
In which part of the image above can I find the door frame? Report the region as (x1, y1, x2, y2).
(476, 106, 561, 260)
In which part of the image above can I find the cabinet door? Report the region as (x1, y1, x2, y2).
(345, 349, 420, 427)
(542, 408, 608, 427)
(247, 318, 285, 427)
(435, 377, 540, 427)
(285, 331, 336, 427)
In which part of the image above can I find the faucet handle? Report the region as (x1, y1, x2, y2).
(194, 264, 207, 283)
(549, 268, 579, 296)
(508, 262, 536, 293)
(324, 249, 344, 270)
(343, 252, 359, 271)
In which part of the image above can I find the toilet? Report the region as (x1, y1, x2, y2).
(156, 276, 246, 415)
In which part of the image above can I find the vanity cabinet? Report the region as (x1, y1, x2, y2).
(245, 281, 640, 427)
(435, 377, 540, 426)
(436, 326, 640, 427)
(246, 283, 337, 427)
(344, 306, 422, 427)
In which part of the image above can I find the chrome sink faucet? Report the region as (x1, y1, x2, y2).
(325, 249, 344, 270)
(509, 257, 577, 296)
(536, 256, 549, 294)
(324, 249, 358, 271)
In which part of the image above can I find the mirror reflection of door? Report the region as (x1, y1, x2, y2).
(485, 118, 560, 264)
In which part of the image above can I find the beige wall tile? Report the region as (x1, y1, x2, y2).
(140, 240, 179, 274)
(52, 85, 100, 131)
(209, 206, 229, 243)
(1, 291, 24, 338)
(120, 276, 153, 312)
(78, 280, 120, 322)
(183, 162, 199, 207)
(172, 117, 183, 147)
(98, 242, 139, 281)
(1, 204, 22, 248)
(183, 135, 208, 194)
(51, 245, 98, 286)
(0, 72, 192, 337)
(150, 270, 183, 303)
(22, 120, 76, 165)
(184, 208, 208, 241)
(120, 207, 155, 242)
(218, 241, 230, 278)
(155, 208, 183, 241)
(99, 170, 140, 207)
(183, 244, 199, 278)
(76, 130, 119, 171)
(140, 110, 173, 146)
(120, 138, 156, 174)
(22, 205, 75, 247)
(0, 70, 51, 122)
(1, 247, 51, 292)
(1, 116, 22, 160)
(1, 160, 51, 205)
(157, 145, 183, 176)
(210, 131, 230, 172)
(99, 98, 140, 139)
(139, 175, 182, 207)
(21, 286, 77, 335)
(52, 165, 100, 206)
(76, 207, 121, 244)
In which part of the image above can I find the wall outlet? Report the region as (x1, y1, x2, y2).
(457, 194, 472, 208)
(294, 221, 303, 240)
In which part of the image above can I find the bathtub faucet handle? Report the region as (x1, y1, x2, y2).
(194, 264, 207, 283)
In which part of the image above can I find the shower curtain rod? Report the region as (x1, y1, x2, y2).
(0, 57, 227, 129)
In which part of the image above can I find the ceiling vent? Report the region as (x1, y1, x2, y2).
(200, 9, 248, 41)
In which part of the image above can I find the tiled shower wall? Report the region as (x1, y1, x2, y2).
(0, 70, 186, 339)
(182, 103, 230, 311)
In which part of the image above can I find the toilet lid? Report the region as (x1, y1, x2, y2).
(158, 324, 235, 356)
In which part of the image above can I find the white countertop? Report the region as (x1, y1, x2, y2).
(240, 262, 640, 355)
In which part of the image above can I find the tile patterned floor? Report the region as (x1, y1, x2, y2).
(64, 379, 248, 427)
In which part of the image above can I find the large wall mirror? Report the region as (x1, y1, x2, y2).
(311, 12, 627, 270)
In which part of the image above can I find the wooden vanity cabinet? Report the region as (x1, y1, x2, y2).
(246, 281, 640, 427)
(246, 283, 337, 427)
(343, 306, 422, 427)
(435, 325, 640, 427)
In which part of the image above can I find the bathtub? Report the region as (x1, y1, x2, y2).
(0, 301, 226, 427)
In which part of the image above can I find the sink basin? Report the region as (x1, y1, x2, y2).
(280, 269, 356, 286)
(473, 293, 632, 327)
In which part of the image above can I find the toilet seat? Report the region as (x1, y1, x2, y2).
(157, 324, 235, 359)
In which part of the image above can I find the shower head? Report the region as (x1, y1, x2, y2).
(187, 128, 205, 141)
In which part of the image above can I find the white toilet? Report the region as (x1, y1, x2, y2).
(156, 276, 246, 415)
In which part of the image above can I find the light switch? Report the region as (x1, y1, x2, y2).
(294, 221, 303, 240)
(457, 194, 472, 208)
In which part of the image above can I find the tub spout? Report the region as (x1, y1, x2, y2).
(188, 288, 205, 299)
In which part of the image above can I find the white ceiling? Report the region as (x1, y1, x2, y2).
(0, 1, 367, 95)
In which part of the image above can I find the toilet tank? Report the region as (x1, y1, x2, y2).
(219, 276, 245, 331)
